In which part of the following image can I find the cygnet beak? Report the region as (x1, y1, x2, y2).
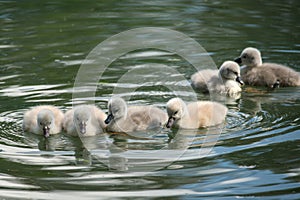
(236, 76, 244, 86)
(79, 122, 86, 134)
(166, 117, 175, 128)
(104, 114, 114, 124)
(234, 57, 242, 64)
(43, 126, 50, 137)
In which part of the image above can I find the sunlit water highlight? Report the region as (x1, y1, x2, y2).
(1, 0, 300, 199)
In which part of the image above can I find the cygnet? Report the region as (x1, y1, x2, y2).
(105, 97, 168, 133)
(63, 105, 107, 137)
(191, 61, 244, 96)
(166, 98, 228, 129)
(23, 105, 64, 137)
(235, 47, 300, 88)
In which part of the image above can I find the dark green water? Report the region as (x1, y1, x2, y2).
(1, 0, 300, 199)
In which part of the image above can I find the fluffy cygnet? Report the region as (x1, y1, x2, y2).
(166, 98, 228, 129)
(191, 61, 244, 96)
(63, 105, 107, 137)
(235, 47, 300, 88)
(105, 97, 168, 133)
(23, 105, 64, 137)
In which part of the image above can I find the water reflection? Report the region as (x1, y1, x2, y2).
(1, 0, 300, 199)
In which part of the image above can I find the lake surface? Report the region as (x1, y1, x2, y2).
(1, 0, 300, 199)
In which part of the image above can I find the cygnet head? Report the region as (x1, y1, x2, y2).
(234, 47, 262, 67)
(105, 97, 127, 125)
(73, 106, 91, 135)
(219, 61, 244, 85)
(37, 109, 55, 137)
(166, 98, 187, 128)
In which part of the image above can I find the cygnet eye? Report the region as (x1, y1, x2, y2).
(242, 55, 247, 59)
(40, 122, 43, 125)
(174, 111, 178, 115)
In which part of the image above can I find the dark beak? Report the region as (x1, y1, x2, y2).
(43, 126, 50, 137)
(166, 117, 175, 128)
(79, 122, 86, 134)
(236, 76, 244, 86)
(272, 80, 280, 89)
(234, 57, 242, 64)
(104, 114, 114, 124)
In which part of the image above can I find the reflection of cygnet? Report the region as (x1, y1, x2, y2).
(63, 105, 107, 137)
(166, 98, 228, 129)
(235, 47, 300, 88)
(105, 97, 168, 133)
(23, 105, 64, 137)
(191, 61, 244, 96)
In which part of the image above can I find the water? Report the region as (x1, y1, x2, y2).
(1, 0, 300, 199)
